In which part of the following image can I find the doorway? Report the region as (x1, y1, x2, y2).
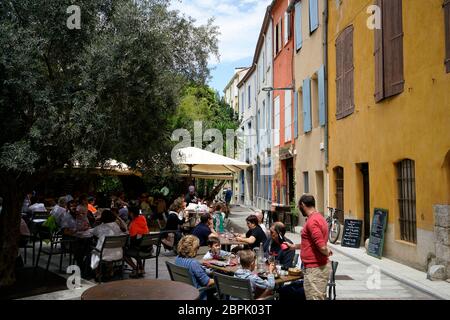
(359, 163, 370, 241)
(286, 158, 295, 205)
(315, 171, 325, 214)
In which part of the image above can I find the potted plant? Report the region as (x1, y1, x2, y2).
(290, 200, 299, 227)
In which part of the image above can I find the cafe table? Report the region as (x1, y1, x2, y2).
(217, 232, 247, 251)
(81, 279, 200, 300)
(201, 259, 303, 286)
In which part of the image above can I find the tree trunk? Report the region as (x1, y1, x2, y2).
(0, 172, 24, 288)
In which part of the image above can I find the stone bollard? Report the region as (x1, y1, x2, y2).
(433, 205, 450, 280)
(427, 265, 447, 281)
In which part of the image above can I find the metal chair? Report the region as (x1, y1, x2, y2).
(166, 261, 194, 285)
(93, 234, 129, 282)
(165, 261, 212, 297)
(125, 233, 162, 278)
(213, 272, 263, 300)
(34, 226, 70, 273)
(327, 261, 339, 300)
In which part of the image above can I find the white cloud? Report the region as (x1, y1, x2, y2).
(169, 0, 270, 64)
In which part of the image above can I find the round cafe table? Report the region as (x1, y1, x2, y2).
(81, 279, 199, 300)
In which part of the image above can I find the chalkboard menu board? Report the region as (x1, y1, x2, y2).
(367, 208, 388, 259)
(341, 219, 363, 248)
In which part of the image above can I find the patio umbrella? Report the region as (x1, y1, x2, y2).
(173, 147, 250, 181)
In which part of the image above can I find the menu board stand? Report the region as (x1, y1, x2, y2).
(341, 219, 363, 248)
(367, 208, 388, 259)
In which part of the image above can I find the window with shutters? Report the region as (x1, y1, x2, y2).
(248, 85, 251, 109)
(334, 166, 344, 224)
(311, 74, 319, 129)
(274, 96, 280, 146)
(298, 90, 304, 134)
(397, 159, 417, 243)
(335, 25, 354, 120)
(374, 0, 404, 102)
(309, 0, 319, 33)
(275, 23, 280, 55)
(284, 12, 289, 45)
(285, 91, 292, 142)
(303, 78, 312, 133)
(444, 0, 450, 73)
(318, 64, 326, 126)
(303, 172, 309, 193)
(295, 1, 303, 51)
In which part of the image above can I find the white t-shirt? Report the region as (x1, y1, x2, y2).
(91, 222, 124, 269)
(28, 203, 46, 213)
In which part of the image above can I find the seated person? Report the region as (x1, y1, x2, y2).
(124, 206, 149, 277)
(203, 236, 231, 260)
(162, 198, 187, 250)
(91, 210, 125, 280)
(234, 249, 275, 299)
(263, 222, 295, 270)
(87, 196, 97, 227)
(191, 212, 218, 246)
(235, 215, 267, 250)
(50, 197, 67, 227)
(60, 200, 78, 236)
(175, 235, 215, 300)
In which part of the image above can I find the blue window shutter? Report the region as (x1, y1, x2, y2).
(295, 2, 302, 50)
(294, 90, 299, 138)
(309, 0, 319, 33)
(303, 78, 312, 133)
(318, 64, 326, 126)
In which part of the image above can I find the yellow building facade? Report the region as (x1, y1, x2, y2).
(327, 0, 450, 271)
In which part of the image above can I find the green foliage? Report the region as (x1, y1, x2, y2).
(97, 176, 123, 193)
(169, 84, 240, 154)
(0, 0, 219, 177)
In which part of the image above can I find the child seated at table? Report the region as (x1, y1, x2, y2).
(234, 249, 275, 299)
(203, 236, 231, 260)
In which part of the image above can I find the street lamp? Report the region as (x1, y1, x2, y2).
(262, 85, 295, 91)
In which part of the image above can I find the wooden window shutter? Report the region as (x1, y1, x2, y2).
(445, 0, 450, 73)
(343, 26, 354, 118)
(318, 64, 326, 126)
(303, 78, 312, 133)
(295, 1, 303, 50)
(383, 0, 404, 98)
(335, 29, 345, 119)
(374, 0, 384, 102)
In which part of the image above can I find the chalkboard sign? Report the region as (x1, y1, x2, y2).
(367, 208, 388, 259)
(341, 219, 363, 248)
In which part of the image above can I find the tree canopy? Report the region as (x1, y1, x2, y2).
(0, 0, 219, 286)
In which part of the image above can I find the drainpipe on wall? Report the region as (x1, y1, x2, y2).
(323, 0, 329, 168)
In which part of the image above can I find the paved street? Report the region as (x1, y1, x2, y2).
(228, 205, 443, 300)
(23, 205, 446, 300)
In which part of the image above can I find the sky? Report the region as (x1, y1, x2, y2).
(169, 0, 271, 94)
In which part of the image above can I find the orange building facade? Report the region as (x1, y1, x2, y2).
(271, 0, 296, 208)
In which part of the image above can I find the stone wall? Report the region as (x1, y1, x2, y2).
(433, 205, 450, 279)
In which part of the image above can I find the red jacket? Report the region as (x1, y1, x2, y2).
(300, 212, 329, 268)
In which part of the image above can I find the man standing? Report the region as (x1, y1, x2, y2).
(185, 185, 198, 205)
(287, 194, 332, 300)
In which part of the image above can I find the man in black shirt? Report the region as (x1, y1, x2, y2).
(236, 215, 267, 250)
